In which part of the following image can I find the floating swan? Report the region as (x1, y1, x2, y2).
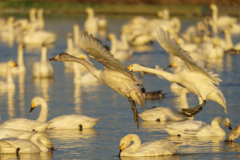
(0, 61, 17, 90)
(0, 132, 54, 154)
(119, 134, 181, 156)
(47, 115, 100, 130)
(139, 88, 193, 121)
(32, 43, 54, 78)
(108, 33, 133, 61)
(164, 116, 232, 136)
(11, 44, 26, 74)
(226, 124, 240, 141)
(49, 30, 145, 129)
(127, 27, 226, 117)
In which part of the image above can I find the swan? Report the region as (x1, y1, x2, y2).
(84, 7, 98, 31)
(0, 61, 17, 90)
(164, 116, 232, 136)
(139, 88, 194, 121)
(49, 29, 145, 129)
(32, 43, 54, 78)
(47, 115, 100, 130)
(0, 132, 54, 154)
(226, 124, 240, 141)
(11, 44, 26, 74)
(37, 8, 44, 30)
(118, 134, 181, 156)
(30, 97, 48, 123)
(127, 27, 226, 117)
(108, 33, 133, 61)
(210, 4, 237, 29)
(222, 29, 240, 51)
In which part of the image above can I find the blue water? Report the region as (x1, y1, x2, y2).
(0, 14, 240, 160)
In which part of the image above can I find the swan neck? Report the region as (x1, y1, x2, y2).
(36, 99, 48, 122)
(87, 11, 94, 20)
(41, 46, 47, 63)
(17, 46, 25, 69)
(211, 117, 222, 129)
(121, 32, 129, 49)
(110, 37, 117, 55)
(225, 31, 233, 49)
(73, 25, 79, 46)
(30, 11, 36, 22)
(31, 134, 48, 151)
(212, 8, 218, 22)
(67, 37, 73, 51)
(125, 134, 141, 153)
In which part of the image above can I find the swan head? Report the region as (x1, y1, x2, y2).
(30, 97, 45, 113)
(49, 53, 75, 62)
(85, 7, 94, 14)
(210, 4, 217, 10)
(7, 61, 17, 68)
(107, 33, 116, 40)
(118, 134, 135, 156)
(126, 64, 143, 72)
(219, 117, 232, 130)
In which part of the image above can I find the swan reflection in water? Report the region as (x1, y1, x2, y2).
(120, 155, 180, 160)
(0, 150, 53, 160)
(141, 120, 179, 132)
(32, 78, 54, 102)
(18, 72, 26, 117)
(74, 83, 82, 114)
(167, 135, 226, 154)
(46, 128, 98, 149)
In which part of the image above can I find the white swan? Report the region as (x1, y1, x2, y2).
(0, 61, 17, 90)
(47, 115, 100, 130)
(0, 132, 54, 154)
(164, 116, 232, 136)
(32, 43, 54, 78)
(49, 29, 145, 129)
(108, 33, 133, 61)
(119, 134, 181, 156)
(127, 27, 226, 117)
(139, 88, 194, 121)
(226, 124, 240, 141)
(37, 8, 44, 30)
(11, 44, 26, 74)
(30, 97, 48, 123)
(222, 29, 240, 51)
(157, 8, 169, 20)
(210, 4, 237, 29)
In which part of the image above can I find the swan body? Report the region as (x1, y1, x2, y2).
(49, 29, 145, 128)
(11, 44, 26, 74)
(32, 44, 54, 78)
(119, 134, 180, 156)
(127, 27, 227, 116)
(164, 116, 232, 136)
(0, 132, 53, 153)
(140, 88, 192, 121)
(227, 124, 240, 141)
(0, 61, 17, 90)
(47, 115, 100, 129)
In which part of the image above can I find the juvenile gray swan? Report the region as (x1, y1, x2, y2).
(49, 30, 145, 129)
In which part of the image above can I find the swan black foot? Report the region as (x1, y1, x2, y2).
(128, 98, 139, 129)
(178, 100, 206, 117)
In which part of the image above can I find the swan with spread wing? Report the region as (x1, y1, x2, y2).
(49, 30, 145, 129)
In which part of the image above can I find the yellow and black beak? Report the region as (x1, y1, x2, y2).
(227, 123, 232, 130)
(50, 144, 55, 151)
(126, 65, 132, 71)
(118, 145, 124, 157)
(29, 102, 35, 113)
(167, 62, 174, 68)
(49, 55, 59, 61)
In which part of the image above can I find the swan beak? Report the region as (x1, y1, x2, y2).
(29, 102, 35, 113)
(227, 123, 232, 130)
(222, 30, 226, 34)
(12, 62, 18, 67)
(50, 144, 55, 151)
(49, 55, 59, 61)
(168, 62, 174, 68)
(126, 65, 132, 71)
(118, 145, 124, 157)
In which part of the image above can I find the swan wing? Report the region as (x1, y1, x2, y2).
(156, 27, 221, 85)
(79, 29, 132, 79)
(0, 140, 17, 153)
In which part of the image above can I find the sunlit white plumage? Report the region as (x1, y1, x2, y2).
(164, 116, 232, 136)
(49, 29, 145, 128)
(119, 134, 180, 156)
(127, 27, 226, 116)
(0, 132, 53, 153)
(47, 115, 100, 129)
(32, 44, 54, 78)
(30, 97, 48, 123)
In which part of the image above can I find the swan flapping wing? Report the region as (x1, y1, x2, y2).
(79, 30, 131, 78)
(155, 27, 221, 85)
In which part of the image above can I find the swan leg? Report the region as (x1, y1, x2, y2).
(179, 100, 206, 117)
(128, 97, 139, 129)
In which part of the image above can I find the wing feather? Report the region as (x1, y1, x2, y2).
(156, 27, 221, 85)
